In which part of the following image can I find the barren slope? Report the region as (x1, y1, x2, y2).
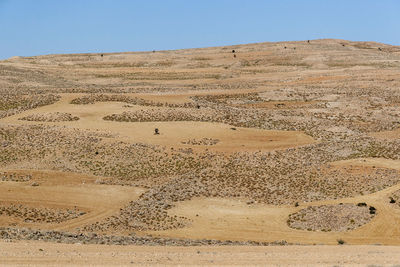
(1, 39, 400, 259)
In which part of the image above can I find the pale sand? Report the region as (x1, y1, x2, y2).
(1, 241, 400, 266)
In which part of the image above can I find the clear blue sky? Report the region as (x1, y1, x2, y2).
(0, 0, 399, 59)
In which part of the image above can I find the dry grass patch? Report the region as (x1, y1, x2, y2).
(0, 94, 60, 119)
(287, 204, 375, 232)
(19, 112, 79, 122)
(181, 138, 220, 146)
(0, 204, 84, 224)
(103, 108, 214, 122)
(1, 172, 32, 182)
(70, 94, 196, 108)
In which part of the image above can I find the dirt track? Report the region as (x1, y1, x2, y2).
(1, 241, 400, 266)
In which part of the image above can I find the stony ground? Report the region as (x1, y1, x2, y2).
(3, 242, 400, 266)
(287, 203, 375, 232)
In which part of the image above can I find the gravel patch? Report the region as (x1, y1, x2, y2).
(0, 227, 290, 246)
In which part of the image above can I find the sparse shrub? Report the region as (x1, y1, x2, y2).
(2, 41, 400, 242)
(288, 204, 375, 232)
(369, 206, 376, 214)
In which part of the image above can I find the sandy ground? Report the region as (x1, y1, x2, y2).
(1, 241, 400, 266)
(147, 158, 400, 245)
(0, 170, 144, 231)
(370, 129, 400, 140)
(0, 94, 316, 153)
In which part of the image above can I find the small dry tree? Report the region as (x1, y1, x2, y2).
(337, 239, 345, 245)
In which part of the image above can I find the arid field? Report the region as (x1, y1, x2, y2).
(2, 39, 400, 265)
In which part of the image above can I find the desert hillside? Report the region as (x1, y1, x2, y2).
(2, 39, 400, 257)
